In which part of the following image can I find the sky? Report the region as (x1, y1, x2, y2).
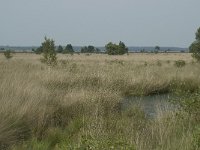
(0, 0, 200, 47)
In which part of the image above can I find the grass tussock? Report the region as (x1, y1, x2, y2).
(0, 53, 199, 149)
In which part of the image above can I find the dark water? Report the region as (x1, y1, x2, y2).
(122, 94, 176, 118)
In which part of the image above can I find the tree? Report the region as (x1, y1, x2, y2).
(190, 27, 200, 62)
(155, 46, 160, 51)
(80, 45, 98, 53)
(190, 41, 200, 62)
(57, 45, 63, 53)
(63, 44, 74, 54)
(80, 46, 87, 53)
(195, 27, 200, 41)
(119, 41, 128, 54)
(41, 37, 57, 66)
(105, 41, 128, 55)
(4, 50, 13, 59)
(105, 42, 118, 55)
(96, 48, 101, 53)
(33, 46, 43, 54)
(154, 46, 160, 53)
(87, 45, 95, 53)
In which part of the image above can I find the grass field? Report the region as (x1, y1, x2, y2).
(0, 53, 200, 150)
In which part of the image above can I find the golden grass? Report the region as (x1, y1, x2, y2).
(0, 53, 199, 149)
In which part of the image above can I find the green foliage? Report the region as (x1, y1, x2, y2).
(193, 126, 200, 149)
(154, 46, 160, 54)
(81, 45, 99, 53)
(195, 27, 200, 41)
(176, 93, 200, 122)
(190, 27, 200, 62)
(105, 41, 128, 55)
(190, 42, 200, 62)
(57, 45, 63, 53)
(174, 60, 186, 68)
(140, 49, 146, 53)
(155, 46, 160, 51)
(63, 44, 74, 54)
(157, 60, 162, 66)
(4, 50, 13, 59)
(77, 135, 135, 150)
(170, 78, 199, 94)
(33, 46, 43, 54)
(41, 37, 57, 66)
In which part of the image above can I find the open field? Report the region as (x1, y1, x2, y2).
(0, 53, 200, 150)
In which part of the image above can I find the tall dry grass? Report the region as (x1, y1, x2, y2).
(0, 53, 199, 149)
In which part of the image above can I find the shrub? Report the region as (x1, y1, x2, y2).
(4, 50, 13, 59)
(157, 60, 162, 66)
(41, 37, 57, 66)
(33, 46, 43, 54)
(105, 41, 128, 55)
(174, 60, 186, 68)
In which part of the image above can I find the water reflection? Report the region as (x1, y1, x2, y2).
(123, 94, 176, 118)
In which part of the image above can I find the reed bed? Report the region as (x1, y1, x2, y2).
(0, 53, 199, 149)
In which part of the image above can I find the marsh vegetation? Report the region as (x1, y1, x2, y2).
(0, 53, 200, 150)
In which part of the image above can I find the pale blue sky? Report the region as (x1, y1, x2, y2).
(0, 0, 200, 47)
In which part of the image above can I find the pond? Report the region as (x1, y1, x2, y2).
(122, 94, 176, 118)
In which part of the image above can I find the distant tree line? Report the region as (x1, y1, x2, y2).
(33, 44, 74, 54)
(81, 45, 100, 53)
(32, 40, 130, 55)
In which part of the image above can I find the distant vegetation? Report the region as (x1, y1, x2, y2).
(105, 41, 128, 55)
(1, 46, 188, 53)
(32, 46, 42, 54)
(3, 50, 13, 59)
(57, 44, 74, 54)
(40, 37, 57, 66)
(63, 44, 74, 54)
(33, 44, 74, 55)
(154, 46, 160, 54)
(80, 45, 100, 53)
(190, 27, 200, 62)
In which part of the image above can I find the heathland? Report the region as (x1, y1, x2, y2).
(0, 53, 200, 150)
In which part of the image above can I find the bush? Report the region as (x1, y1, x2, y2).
(33, 46, 43, 54)
(41, 37, 57, 66)
(4, 50, 13, 59)
(105, 41, 128, 55)
(174, 60, 186, 68)
(157, 60, 162, 66)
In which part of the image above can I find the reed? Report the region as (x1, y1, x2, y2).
(0, 53, 199, 149)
